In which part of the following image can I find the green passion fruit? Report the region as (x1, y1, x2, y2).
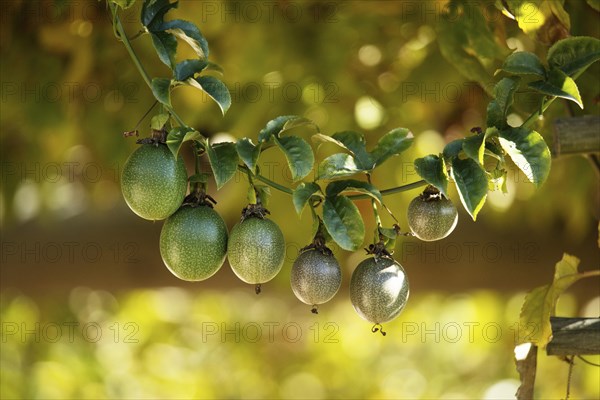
(291, 249, 342, 313)
(407, 189, 458, 241)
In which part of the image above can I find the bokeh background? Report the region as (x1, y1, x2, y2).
(1, 0, 599, 398)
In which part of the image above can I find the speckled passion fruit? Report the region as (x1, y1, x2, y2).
(350, 257, 409, 328)
(227, 216, 285, 292)
(291, 249, 341, 312)
(407, 190, 458, 241)
(121, 144, 187, 221)
(160, 205, 228, 281)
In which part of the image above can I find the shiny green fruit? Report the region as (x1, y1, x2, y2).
(121, 144, 187, 221)
(227, 217, 285, 286)
(291, 249, 341, 307)
(350, 257, 409, 324)
(407, 196, 458, 241)
(160, 205, 228, 281)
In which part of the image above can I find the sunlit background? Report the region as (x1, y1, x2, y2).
(1, 0, 599, 399)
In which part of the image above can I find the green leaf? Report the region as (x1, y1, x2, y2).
(498, 127, 551, 188)
(587, 0, 600, 11)
(280, 117, 319, 135)
(414, 155, 449, 197)
(258, 115, 299, 143)
(165, 126, 202, 157)
(488, 168, 508, 193)
(273, 136, 314, 181)
(518, 254, 600, 346)
(317, 153, 366, 180)
(150, 31, 177, 69)
(486, 77, 520, 129)
(236, 138, 261, 173)
(292, 182, 322, 216)
(547, 36, 600, 76)
(450, 158, 488, 221)
(501, 52, 546, 77)
(528, 68, 583, 108)
(174, 59, 208, 81)
(187, 76, 231, 115)
(462, 134, 486, 165)
(325, 180, 382, 203)
(255, 185, 271, 207)
(151, 78, 172, 106)
(206, 142, 239, 189)
(141, 0, 177, 28)
(322, 195, 365, 251)
(112, 0, 136, 9)
(313, 132, 373, 170)
(370, 128, 414, 168)
(150, 113, 170, 130)
(442, 139, 464, 161)
(161, 19, 209, 59)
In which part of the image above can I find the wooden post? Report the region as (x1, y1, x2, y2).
(553, 115, 600, 157)
(546, 317, 600, 356)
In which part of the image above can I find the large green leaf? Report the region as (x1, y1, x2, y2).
(151, 78, 172, 106)
(442, 139, 464, 161)
(174, 59, 208, 81)
(528, 68, 583, 109)
(450, 158, 488, 221)
(150, 31, 177, 69)
(414, 155, 448, 197)
(518, 254, 600, 347)
(486, 77, 520, 129)
(330, 131, 373, 170)
(322, 195, 365, 251)
(325, 180, 382, 203)
(274, 136, 314, 181)
(370, 128, 413, 168)
(547, 36, 600, 77)
(161, 19, 209, 59)
(462, 134, 486, 165)
(206, 142, 239, 189)
(165, 126, 202, 157)
(501, 51, 546, 77)
(317, 153, 365, 180)
(498, 127, 551, 188)
(292, 182, 322, 216)
(141, 0, 177, 28)
(236, 138, 261, 173)
(187, 76, 231, 115)
(258, 115, 299, 143)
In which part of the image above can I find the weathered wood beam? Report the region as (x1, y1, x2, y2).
(546, 317, 600, 356)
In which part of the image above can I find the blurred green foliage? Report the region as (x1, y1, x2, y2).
(1, 288, 599, 399)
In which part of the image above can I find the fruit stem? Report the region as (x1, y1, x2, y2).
(311, 305, 319, 314)
(255, 284, 262, 295)
(371, 324, 386, 336)
(109, 3, 191, 131)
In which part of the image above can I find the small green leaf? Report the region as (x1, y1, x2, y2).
(166, 126, 202, 157)
(331, 131, 372, 170)
(292, 182, 322, 216)
(150, 113, 170, 130)
(187, 76, 231, 115)
(488, 169, 508, 193)
(141, 0, 177, 28)
(518, 254, 600, 346)
(112, 0, 136, 9)
(498, 127, 551, 188)
(236, 138, 261, 173)
(414, 155, 448, 197)
(547, 36, 600, 77)
(370, 128, 414, 168)
(442, 139, 464, 161)
(258, 115, 299, 143)
(151, 78, 172, 106)
(486, 77, 520, 129)
(280, 117, 319, 135)
(206, 142, 239, 189)
(462, 134, 486, 165)
(450, 158, 488, 220)
(587, 0, 600, 11)
(274, 136, 314, 181)
(501, 51, 546, 77)
(322, 195, 365, 251)
(528, 68, 583, 108)
(317, 153, 365, 180)
(174, 59, 208, 81)
(325, 180, 382, 203)
(161, 19, 209, 59)
(150, 31, 177, 69)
